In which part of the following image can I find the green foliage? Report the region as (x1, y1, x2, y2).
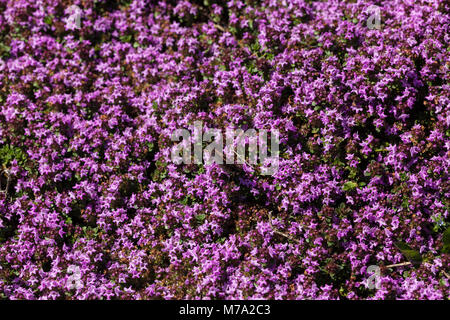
(342, 181, 358, 191)
(195, 214, 206, 225)
(245, 60, 263, 77)
(0, 42, 11, 58)
(152, 159, 168, 182)
(442, 227, 450, 254)
(147, 142, 155, 153)
(431, 213, 446, 232)
(250, 41, 260, 54)
(0, 144, 27, 167)
(120, 34, 133, 43)
(44, 15, 53, 25)
(180, 194, 200, 206)
(120, 0, 133, 7)
(395, 242, 422, 266)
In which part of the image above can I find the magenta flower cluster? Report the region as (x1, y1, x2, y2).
(0, 0, 449, 300)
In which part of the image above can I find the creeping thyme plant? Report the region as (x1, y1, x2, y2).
(0, 0, 449, 299)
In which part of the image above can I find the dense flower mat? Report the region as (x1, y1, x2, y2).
(0, 0, 449, 299)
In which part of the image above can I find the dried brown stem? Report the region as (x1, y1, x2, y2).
(268, 212, 300, 244)
(385, 262, 412, 268)
(0, 168, 11, 197)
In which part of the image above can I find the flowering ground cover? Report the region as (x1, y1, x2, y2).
(0, 0, 449, 300)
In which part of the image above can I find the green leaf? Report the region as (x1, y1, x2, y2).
(195, 214, 206, 224)
(147, 142, 154, 153)
(342, 181, 358, 191)
(443, 227, 450, 245)
(264, 52, 274, 60)
(401, 197, 409, 209)
(44, 16, 53, 25)
(0, 43, 11, 57)
(120, 34, 132, 43)
(217, 237, 226, 244)
(0, 145, 28, 167)
(395, 242, 422, 266)
(442, 227, 450, 254)
(250, 41, 260, 52)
